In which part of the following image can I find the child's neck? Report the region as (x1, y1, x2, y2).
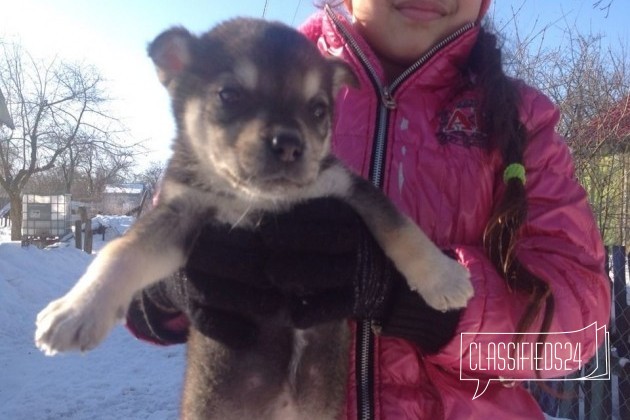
(380, 59, 408, 84)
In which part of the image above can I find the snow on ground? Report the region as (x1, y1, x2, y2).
(0, 219, 185, 420)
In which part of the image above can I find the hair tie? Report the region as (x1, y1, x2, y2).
(503, 163, 526, 185)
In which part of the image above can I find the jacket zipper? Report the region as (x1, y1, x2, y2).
(324, 7, 474, 420)
(325, 7, 474, 183)
(388, 22, 475, 94)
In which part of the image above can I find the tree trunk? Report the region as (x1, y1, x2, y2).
(9, 193, 22, 241)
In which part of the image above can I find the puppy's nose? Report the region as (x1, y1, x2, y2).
(269, 133, 303, 162)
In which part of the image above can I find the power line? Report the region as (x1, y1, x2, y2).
(292, 0, 303, 26)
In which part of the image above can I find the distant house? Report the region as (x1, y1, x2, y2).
(101, 183, 147, 215)
(581, 96, 630, 246)
(583, 96, 630, 155)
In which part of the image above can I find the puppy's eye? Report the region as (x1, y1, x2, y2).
(310, 101, 328, 120)
(218, 87, 243, 105)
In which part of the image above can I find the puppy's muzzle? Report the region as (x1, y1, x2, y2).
(266, 129, 304, 163)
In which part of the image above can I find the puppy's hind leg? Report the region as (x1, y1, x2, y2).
(182, 324, 296, 420)
(344, 175, 473, 312)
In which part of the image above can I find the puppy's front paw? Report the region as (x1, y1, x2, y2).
(408, 255, 473, 312)
(35, 283, 127, 356)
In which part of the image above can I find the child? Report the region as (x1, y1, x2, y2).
(126, 1, 611, 418)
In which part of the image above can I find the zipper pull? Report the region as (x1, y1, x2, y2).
(381, 87, 396, 109)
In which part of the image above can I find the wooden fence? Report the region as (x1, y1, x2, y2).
(529, 245, 629, 420)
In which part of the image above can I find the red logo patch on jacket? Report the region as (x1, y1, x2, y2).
(437, 98, 487, 147)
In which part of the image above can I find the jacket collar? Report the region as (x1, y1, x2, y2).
(300, 8, 480, 92)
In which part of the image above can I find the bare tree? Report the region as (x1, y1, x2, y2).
(61, 129, 138, 197)
(0, 41, 118, 239)
(593, 0, 614, 17)
(81, 145, 135, 203)
(25, 135, 136, 205)
(135, 160, 165, 195)
(499, 13, 630, 246)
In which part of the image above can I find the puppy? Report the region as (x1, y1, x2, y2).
(35, 18, 473, 419)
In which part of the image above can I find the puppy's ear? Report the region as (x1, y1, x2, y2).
(330, 59, 359, 95)
(148, 27, 194, 86)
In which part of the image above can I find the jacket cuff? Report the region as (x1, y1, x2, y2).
(380, 275, 462, 354)
(353, 230, 396, 321)
(125, 290, 189, 345)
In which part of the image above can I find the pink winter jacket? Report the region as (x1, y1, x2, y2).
(300, 9, 611, 420)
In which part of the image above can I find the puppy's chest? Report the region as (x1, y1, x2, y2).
(161, 159, 353, 228)
(170, 183, 293, 228)
(208, 193, 277, 227)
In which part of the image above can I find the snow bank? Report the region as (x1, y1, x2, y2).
(0, 218, 185, 419)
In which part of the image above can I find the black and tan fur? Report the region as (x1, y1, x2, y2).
(35, 19, 473, 420)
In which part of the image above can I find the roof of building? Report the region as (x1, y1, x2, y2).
(103, 183, 145, 195)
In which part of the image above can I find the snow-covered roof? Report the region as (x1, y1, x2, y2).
(103, 183, 145, 195)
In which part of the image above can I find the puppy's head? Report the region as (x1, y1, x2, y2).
(149, 19, 357, 198)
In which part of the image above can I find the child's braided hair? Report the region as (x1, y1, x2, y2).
(470, 26, 555, 349)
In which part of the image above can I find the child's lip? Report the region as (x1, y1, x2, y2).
(395, 1, 448, 22)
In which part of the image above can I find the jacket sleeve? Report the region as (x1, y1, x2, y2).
(125, 286, 190, 346)
(427, 86, 611, 380)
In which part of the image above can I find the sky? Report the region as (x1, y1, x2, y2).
(2, 0, 629, 171)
